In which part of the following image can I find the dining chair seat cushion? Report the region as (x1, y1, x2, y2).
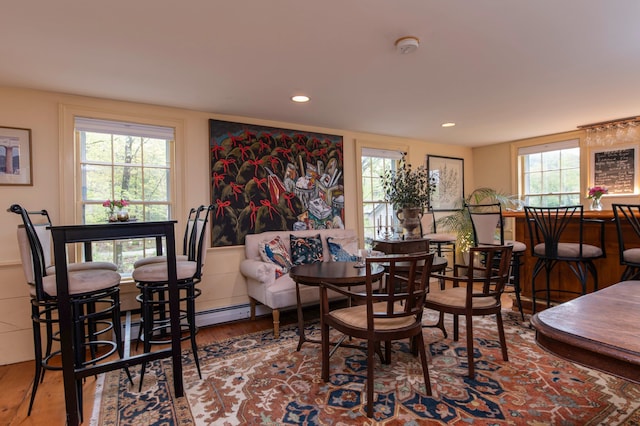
(426, 287, 497, 309)
(328, 302, 415, 330)
(41, 269, 121, 297)
(505, 240, 527, 253)
(424, 232, 456, 243)
(46, 261, 118, 276)
(133, 255, 189, 269)
(132, 260, 197, 283)
(623, 248, 640, 263)
(534, 243, 603, 259)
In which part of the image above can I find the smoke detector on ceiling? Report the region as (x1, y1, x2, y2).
(395, 36, 420, 54)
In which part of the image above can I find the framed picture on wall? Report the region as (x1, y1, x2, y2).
(0, 126, 32, 186)
(427, 155, 464, 210)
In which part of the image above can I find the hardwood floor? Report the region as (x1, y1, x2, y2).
(0, 309, 304, 426)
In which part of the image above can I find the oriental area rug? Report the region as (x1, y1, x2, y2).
(92, 311, 640, 425)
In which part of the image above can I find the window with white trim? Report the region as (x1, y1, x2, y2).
(75, 117, 174, 273)
(361, 148, 402, 244)
(518, 139, 580, 206)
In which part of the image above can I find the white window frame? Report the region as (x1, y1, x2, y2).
(59, 105, 183, 272)
(517, 139, 581, 207)
(360, 147, 404, 245)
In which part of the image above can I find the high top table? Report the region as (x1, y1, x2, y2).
(49, 220, 180, 426)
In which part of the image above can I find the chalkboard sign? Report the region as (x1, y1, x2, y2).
(592, 147, 637, 194)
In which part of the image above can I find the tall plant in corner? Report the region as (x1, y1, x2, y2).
(437, 187, 523, 256)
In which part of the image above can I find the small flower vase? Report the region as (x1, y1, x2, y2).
(590, 197, 603, 211)
(117, 208, 129, 222)
(107, 209, 118, 222)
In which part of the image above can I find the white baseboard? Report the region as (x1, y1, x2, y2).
(122, 303, 274, 342)
(194, 303, 272, 328)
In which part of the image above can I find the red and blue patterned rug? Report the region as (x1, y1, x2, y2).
(93, 311, 640, 425)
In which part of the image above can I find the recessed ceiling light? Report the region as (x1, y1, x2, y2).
(291, 95, 310, 103)
(441, 122, 456, 128)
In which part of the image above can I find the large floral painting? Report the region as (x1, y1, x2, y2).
(209, 119, 345, 247)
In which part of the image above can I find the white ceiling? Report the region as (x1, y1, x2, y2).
(1, 1, 639, 147)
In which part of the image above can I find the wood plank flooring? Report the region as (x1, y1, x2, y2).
(0, 309, 304, 426)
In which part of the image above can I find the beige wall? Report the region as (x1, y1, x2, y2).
(472, 141, 513, 194)
(473, 130, 640, 209)
(0, 86, 474, 364)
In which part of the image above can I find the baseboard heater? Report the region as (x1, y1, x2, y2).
(122, 303, 273, 342)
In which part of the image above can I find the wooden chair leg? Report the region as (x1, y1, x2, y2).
(466, 313, 474, 379)
(496, 312, 508, 361)
(366, 342, 375, 418)
(416, 334, 432, 395)
(453, 314, 459, 341)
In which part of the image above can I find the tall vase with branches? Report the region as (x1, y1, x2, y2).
(381, 156, 436, 238)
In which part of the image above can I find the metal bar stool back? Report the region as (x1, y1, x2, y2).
(524, 205, 605, 314)
(9, 204, 126, 420)
(612, 203, 640, 281)
(133, 204, 213, 390)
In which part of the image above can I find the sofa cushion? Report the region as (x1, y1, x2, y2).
(290, 233, 324, 265)
(258, 235, 293, 278)
(327, 236, 358, 262)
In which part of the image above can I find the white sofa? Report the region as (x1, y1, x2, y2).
(240, 228, 358, 338)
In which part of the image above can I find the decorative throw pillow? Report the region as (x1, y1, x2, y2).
(290, 234, 324, 265)
(258, 236, 293, 278)
(326, 236, 358, 262)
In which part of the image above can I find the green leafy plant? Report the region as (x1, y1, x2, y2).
(437, 187, 523, 254)
(381, 156, 436, 210)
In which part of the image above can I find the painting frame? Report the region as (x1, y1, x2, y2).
(427, 155, 464, 211)
(0, 126, 32, 186)
(209, 119, 344, 247)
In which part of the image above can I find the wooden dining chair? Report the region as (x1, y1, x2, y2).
(612, 203, 640, 281)
(427, 245, 513, 379)
(319, 252, 434, 418)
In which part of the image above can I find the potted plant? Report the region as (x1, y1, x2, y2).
(437, 187, 523, 257)
(381, 156, 436, 238)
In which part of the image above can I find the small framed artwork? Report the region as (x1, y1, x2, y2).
(427, 155, 464, 210)
(0, 126, 32, 186)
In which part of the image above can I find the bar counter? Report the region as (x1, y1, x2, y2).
(504, 210, 624, 311)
